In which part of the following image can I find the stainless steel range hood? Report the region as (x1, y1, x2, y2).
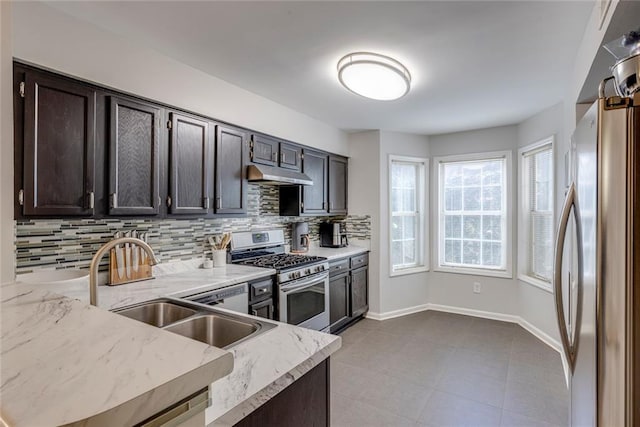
(246, 164, 313, 185)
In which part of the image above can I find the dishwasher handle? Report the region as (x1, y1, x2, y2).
(186, 283, 247, 305)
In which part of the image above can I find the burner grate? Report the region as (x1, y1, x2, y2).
(236, 254, 326, 270)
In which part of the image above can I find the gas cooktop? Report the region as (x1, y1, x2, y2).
(236, 253, 327, 271)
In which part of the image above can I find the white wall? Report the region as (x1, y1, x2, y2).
(516, 102, 564, 341)
(1, 1, 14, 284)
(427, 125, 520, 316)
(348, 131, 381, 313)
(11, 2, 348, 155)
(348, 130, 430, 315)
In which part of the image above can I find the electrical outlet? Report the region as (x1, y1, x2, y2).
(473, 282, 481, 294)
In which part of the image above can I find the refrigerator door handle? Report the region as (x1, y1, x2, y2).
(553, 182, 583, 373)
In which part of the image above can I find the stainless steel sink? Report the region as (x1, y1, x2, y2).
(164, 314, 259, 348)
(115, 301, 197, 327)
(112, 298, 275, 349)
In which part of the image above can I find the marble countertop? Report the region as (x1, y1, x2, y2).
(294, 243, 369, 261)
(3, 261, 342, 426)
(35, 262, 276, 310)
(204, 308, 341, 426)
(0, 282, 234, 427)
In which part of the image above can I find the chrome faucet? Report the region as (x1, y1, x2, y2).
(89, 237, 160, 306)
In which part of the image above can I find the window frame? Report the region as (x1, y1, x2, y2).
(433, 150, 513, 279)
(388, 154, 430, 277)
(517, 136, 555, 293)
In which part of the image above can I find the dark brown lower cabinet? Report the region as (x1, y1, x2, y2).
(350, 266, 369, 318)
(234, 359, 330, 427)
(250, 298, 274, 320)
(329, 273, 350, 331)
(329, 253, 369, 333)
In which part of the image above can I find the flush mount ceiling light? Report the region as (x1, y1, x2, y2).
(337, 52, 411, 101)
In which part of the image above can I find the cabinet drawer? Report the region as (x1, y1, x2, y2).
(250, 278, 273, 301)
(329, 259, 350, 276)
(350, 253, 368, 269)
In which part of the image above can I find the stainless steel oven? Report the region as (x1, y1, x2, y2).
(230, 229, 331, 332)
(278, 270, 330, 332)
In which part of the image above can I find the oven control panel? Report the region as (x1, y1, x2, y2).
(279, 262, 329, 284)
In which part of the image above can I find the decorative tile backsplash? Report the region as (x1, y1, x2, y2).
(15, 184, 371, 274)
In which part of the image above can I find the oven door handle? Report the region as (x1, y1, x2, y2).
(280, 272, 329, 293)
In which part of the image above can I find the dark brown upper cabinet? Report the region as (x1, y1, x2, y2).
(108, 96, 161, 215)
(168, 112, 211, 215)
(279, 142, 301, 171)
(21, 71, 96, 216)
(328, 155, 348, 215)
(250, 134, 301, 171)
(250, 134, 278, 166)
(302, 149, 328, 213)
(215, 125, 247, 214)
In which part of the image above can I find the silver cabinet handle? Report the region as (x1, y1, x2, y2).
(110, 193, 118, 209)
(553, 182, 583, 373)
(139, 389, 209, 427)
(272, 152, 277, 162)
(88, 191, 95, 209)
(203, 197, 209, 209)
(281, 152, 285, 163)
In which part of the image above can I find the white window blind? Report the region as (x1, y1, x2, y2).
(389, 156, 428, 275)
(523, 144, 554, 282)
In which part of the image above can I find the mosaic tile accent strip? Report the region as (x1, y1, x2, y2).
(14, 184, 371, 274)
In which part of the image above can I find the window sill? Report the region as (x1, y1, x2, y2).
(518, 274, 553, 293)
(390, 266, 429, 277)
(434, 265, 513, 279)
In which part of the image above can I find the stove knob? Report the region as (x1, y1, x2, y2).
(315, 266, 321, 272)
(288, 273, 294, 280)
(297, 271, 302, 278)
(305, 268, 311, 275)
(319, 265, 325, 271)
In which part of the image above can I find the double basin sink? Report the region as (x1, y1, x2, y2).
(113, 298, 275, 349)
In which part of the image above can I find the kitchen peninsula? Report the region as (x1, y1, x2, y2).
(0, 263, 341, 426)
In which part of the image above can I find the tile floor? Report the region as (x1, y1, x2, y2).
(331, 311, 568, 427)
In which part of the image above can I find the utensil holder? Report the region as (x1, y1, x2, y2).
(212, 250, 227, 268)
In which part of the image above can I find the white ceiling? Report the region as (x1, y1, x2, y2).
(47, 1, 593, 135)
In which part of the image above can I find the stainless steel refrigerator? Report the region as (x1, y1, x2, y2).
(556, 94, 640, 426)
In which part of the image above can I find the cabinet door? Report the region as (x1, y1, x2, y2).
(328, 155, 348, 215)
(279, 142, 301, 171)
(301, 149, 328, 214)
(250, 134, 278, 166)
(350, 266, 369, 318)
(108, 96, 161, 215)
(22, 72, 96, 216)
(169, 112, 210, 214)
(215, 125, 247, 214)
(329, 273, 350, 331)
(250, 298, 275, 320)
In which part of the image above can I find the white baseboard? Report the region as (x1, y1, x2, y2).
(366, 303, 562, 355)
(426, 303, 520, 325)
(365, 304, 429, 321)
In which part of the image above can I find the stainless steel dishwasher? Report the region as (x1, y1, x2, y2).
(182, 282, 249, 314)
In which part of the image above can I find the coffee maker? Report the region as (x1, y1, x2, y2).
(291, 222, 310, 253)
(319, 222, 348, 248)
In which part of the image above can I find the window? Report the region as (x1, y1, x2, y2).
(518, 137, 554, 291)
(389, 155, 429, 276)
(435, 151, 513, 278)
